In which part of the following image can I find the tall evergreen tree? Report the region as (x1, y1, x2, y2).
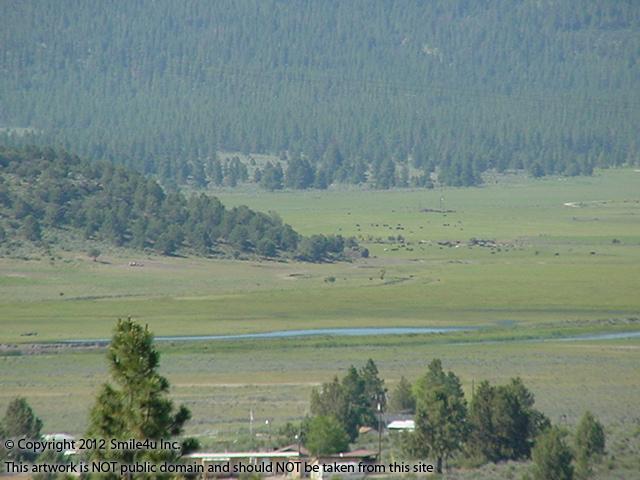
(0, 398, 43, 462)
(467, 378, 549, 462)
(86, 319, 197, 473)
(412, 359, 468, 473)
(359, 359, 387, 426)
(389, 376, 415, 414)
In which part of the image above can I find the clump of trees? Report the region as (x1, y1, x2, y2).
(298, 358, 609, 477)
(375, 358, 607, 477)
(0, 146, 359, 261)
(309, 359, 386, 443)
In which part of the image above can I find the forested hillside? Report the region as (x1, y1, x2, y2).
(0, 146, 357, 260)
(1, 0, 639, 187)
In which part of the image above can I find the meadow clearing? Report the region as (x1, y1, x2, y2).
(1, 169, 639, 477)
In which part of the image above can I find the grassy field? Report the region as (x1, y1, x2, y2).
(1, 335, 639, 477)
(1, 169, 639, 478)
(1, 169, 639, 343)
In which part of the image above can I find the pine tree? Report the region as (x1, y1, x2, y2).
(0, 398, 43, 462)
(389, 376, 416, 414)
(359, 359, 387, 426)
(1, 397, 42, 438)
(412, 359, 468, 473)
(86, 319, 197, 471)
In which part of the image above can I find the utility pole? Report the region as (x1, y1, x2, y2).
(377, 399, 383, 462)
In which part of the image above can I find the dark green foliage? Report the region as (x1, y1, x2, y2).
(87, 247, 101, 262)
(389, 376, 416, 414)
(285, 156, 315, 189)
(575, 411, 605, 459)
(31, 449, 74, 480)
(296, 234, 352, 262)
(21, 215, 41, 241)
(574, 411, 605, 479)
(375, 158, 397, 189)
(87, 319, 197, 473)
(531, 427, 574, 480)
(0, 146, 351, 260)
(260, 162, 284, 191)
(1, 1, 637, 188)
(305, 416, 350, 457)
(256, 238, 277, 257)
(411, 359, 468, 473)
(360, 358, 387, 422)
(0, 398, 43, 462)
(467, 378, 550, 462)
(275, 421, 306, 449)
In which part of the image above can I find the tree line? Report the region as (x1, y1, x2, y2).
(292, 358, 606, 479)
(1, 0, 638, 188)
(0, 146, 361, 261)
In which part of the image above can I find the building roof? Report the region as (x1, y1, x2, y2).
(387, 419, 415, 430)
(185, 451, 301, 461)
(276, 444, 310, 456)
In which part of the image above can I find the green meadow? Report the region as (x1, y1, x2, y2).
(1, 169, 639, 477)
(1, 169, 639, 342)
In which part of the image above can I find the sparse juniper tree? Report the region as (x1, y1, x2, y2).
(412, 359, 468, 474)
(574, 411, 605, 479)
(86, 319, 197, 476)
(531, 427, 574, 480)
(88, 247, 101, 262)
(0, 398, 43, 462)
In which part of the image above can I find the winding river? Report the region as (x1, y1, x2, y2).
(60, 327, 640, 345)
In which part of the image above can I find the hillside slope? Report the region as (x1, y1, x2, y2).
(0, 146, 356, 260)
(1, 0, 639, 187)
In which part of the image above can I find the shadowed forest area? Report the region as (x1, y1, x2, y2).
(1, 0, 639, 188)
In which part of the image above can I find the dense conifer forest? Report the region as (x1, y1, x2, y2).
(0, 146, 358, 259)
(1, 0, 639, 188)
